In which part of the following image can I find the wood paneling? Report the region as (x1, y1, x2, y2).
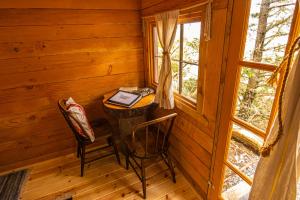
(141, 0, 228, 16)
(142, 0, 230, 199)
(0, 0, 140, 10)
(141, 0, 226, 9)
(0, 37, 143, 60)
(0, 50, 143, 76)
(0, 10, 140, 26)
(0, 0, 144, 172)
(0, 24, 142, 43)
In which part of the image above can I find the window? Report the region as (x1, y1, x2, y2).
(235, 0, 296, 136)
(153, 22, 201, 103)
(222, 0, 297, 198)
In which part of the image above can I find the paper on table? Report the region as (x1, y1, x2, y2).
(119, 87, 138, 92)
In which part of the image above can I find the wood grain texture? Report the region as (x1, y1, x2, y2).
(0, 0, 144, 172)
(0, 0, 140, 10)
(0, 24, 142, 43)
(17, 154, 202, 200)
(0, 37, 143, 60)
(0, 9, 141, 26)
(141, 0, 227, 16)
(201, 9, 228, 121)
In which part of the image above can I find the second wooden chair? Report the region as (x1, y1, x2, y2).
(124, 110, 177, 199)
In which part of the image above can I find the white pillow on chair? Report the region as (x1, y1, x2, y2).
(66, 97, 95, 142)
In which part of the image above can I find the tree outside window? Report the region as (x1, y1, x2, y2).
(153, 22, 201, 103)
(222, 0, 297, 197)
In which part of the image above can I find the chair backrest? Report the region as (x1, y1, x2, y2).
(58, 99, 87, 142)
(132, 112, 177, 158)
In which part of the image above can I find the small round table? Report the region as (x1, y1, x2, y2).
(102, 91, 155, 137)
(103, 91, 155, 118)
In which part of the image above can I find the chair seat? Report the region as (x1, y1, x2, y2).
(124, 128, 165, 158)
(83, 118, 114, 145)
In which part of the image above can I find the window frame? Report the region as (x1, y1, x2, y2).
(231, 1, 299, 140)
(145, 13, 206, 114)
(153, 22, 202, 103)
(221, 0, 300, 194)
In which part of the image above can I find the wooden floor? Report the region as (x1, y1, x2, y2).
(18, 153, 202, 200)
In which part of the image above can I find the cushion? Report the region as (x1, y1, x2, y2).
(66, 97, 95, 142)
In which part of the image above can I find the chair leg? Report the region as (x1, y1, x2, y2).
(112, 139, 121, 165)
(80, 144, 86, 177)
(141, 160, 146, 199)
(125, 154, 129, 170)
(77, 143, 80, 158)
(167, 154, 176, 183)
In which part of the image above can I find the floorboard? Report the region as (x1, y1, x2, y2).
(18, 154, 203, 200)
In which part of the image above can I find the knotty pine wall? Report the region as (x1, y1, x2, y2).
(0, 0, 144, 172)
(142, 0, 231, 199)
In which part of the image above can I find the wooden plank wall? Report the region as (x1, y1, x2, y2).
(0, 0, 143, 172)
(142, 0, 229, 198)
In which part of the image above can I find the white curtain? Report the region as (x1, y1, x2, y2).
(249, 47, 300, 199)
(154, 10, 179, 109)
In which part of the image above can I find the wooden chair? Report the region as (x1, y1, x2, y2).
(58, 99, 120, 177)
(124, 111, 177, 198)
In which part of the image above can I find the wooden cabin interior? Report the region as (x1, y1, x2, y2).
(0, 0, 299, 199)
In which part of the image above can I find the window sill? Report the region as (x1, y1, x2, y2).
(150, 82, 209, 127)
(174, 95, 209, 127)
(174, 93, 196, 109)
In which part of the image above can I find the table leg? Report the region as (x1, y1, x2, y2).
(118, 115, 146, 137)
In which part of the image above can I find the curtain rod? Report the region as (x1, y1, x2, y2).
(142, 0, 212, 18)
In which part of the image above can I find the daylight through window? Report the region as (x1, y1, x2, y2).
(153, 22, 201, 102)
(222, 0, 297, 198)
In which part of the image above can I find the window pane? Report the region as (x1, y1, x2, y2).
(227, 123, 262, 180)
(243, 0, 296, 65)
(153, 22, 200, 102)
(182, 22, 200, 101)
(222, 166, 251, 200)
(182, 63, 198, 101)
(183, 22, 200, 64)
(234, 67, 276, 131)
(153, 27, 162, 83)
(171, 25, 181, 92)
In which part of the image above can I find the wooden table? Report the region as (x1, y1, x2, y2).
(102, 91, 155, 137)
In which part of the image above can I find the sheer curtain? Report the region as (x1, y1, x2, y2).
(249, 41, 300, 199)
(154, 10, 179, 109)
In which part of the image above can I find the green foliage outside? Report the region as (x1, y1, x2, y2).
(235, 0, 296, 131)
(156, 0, 295, 128)
(157, 23, 200, 101)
